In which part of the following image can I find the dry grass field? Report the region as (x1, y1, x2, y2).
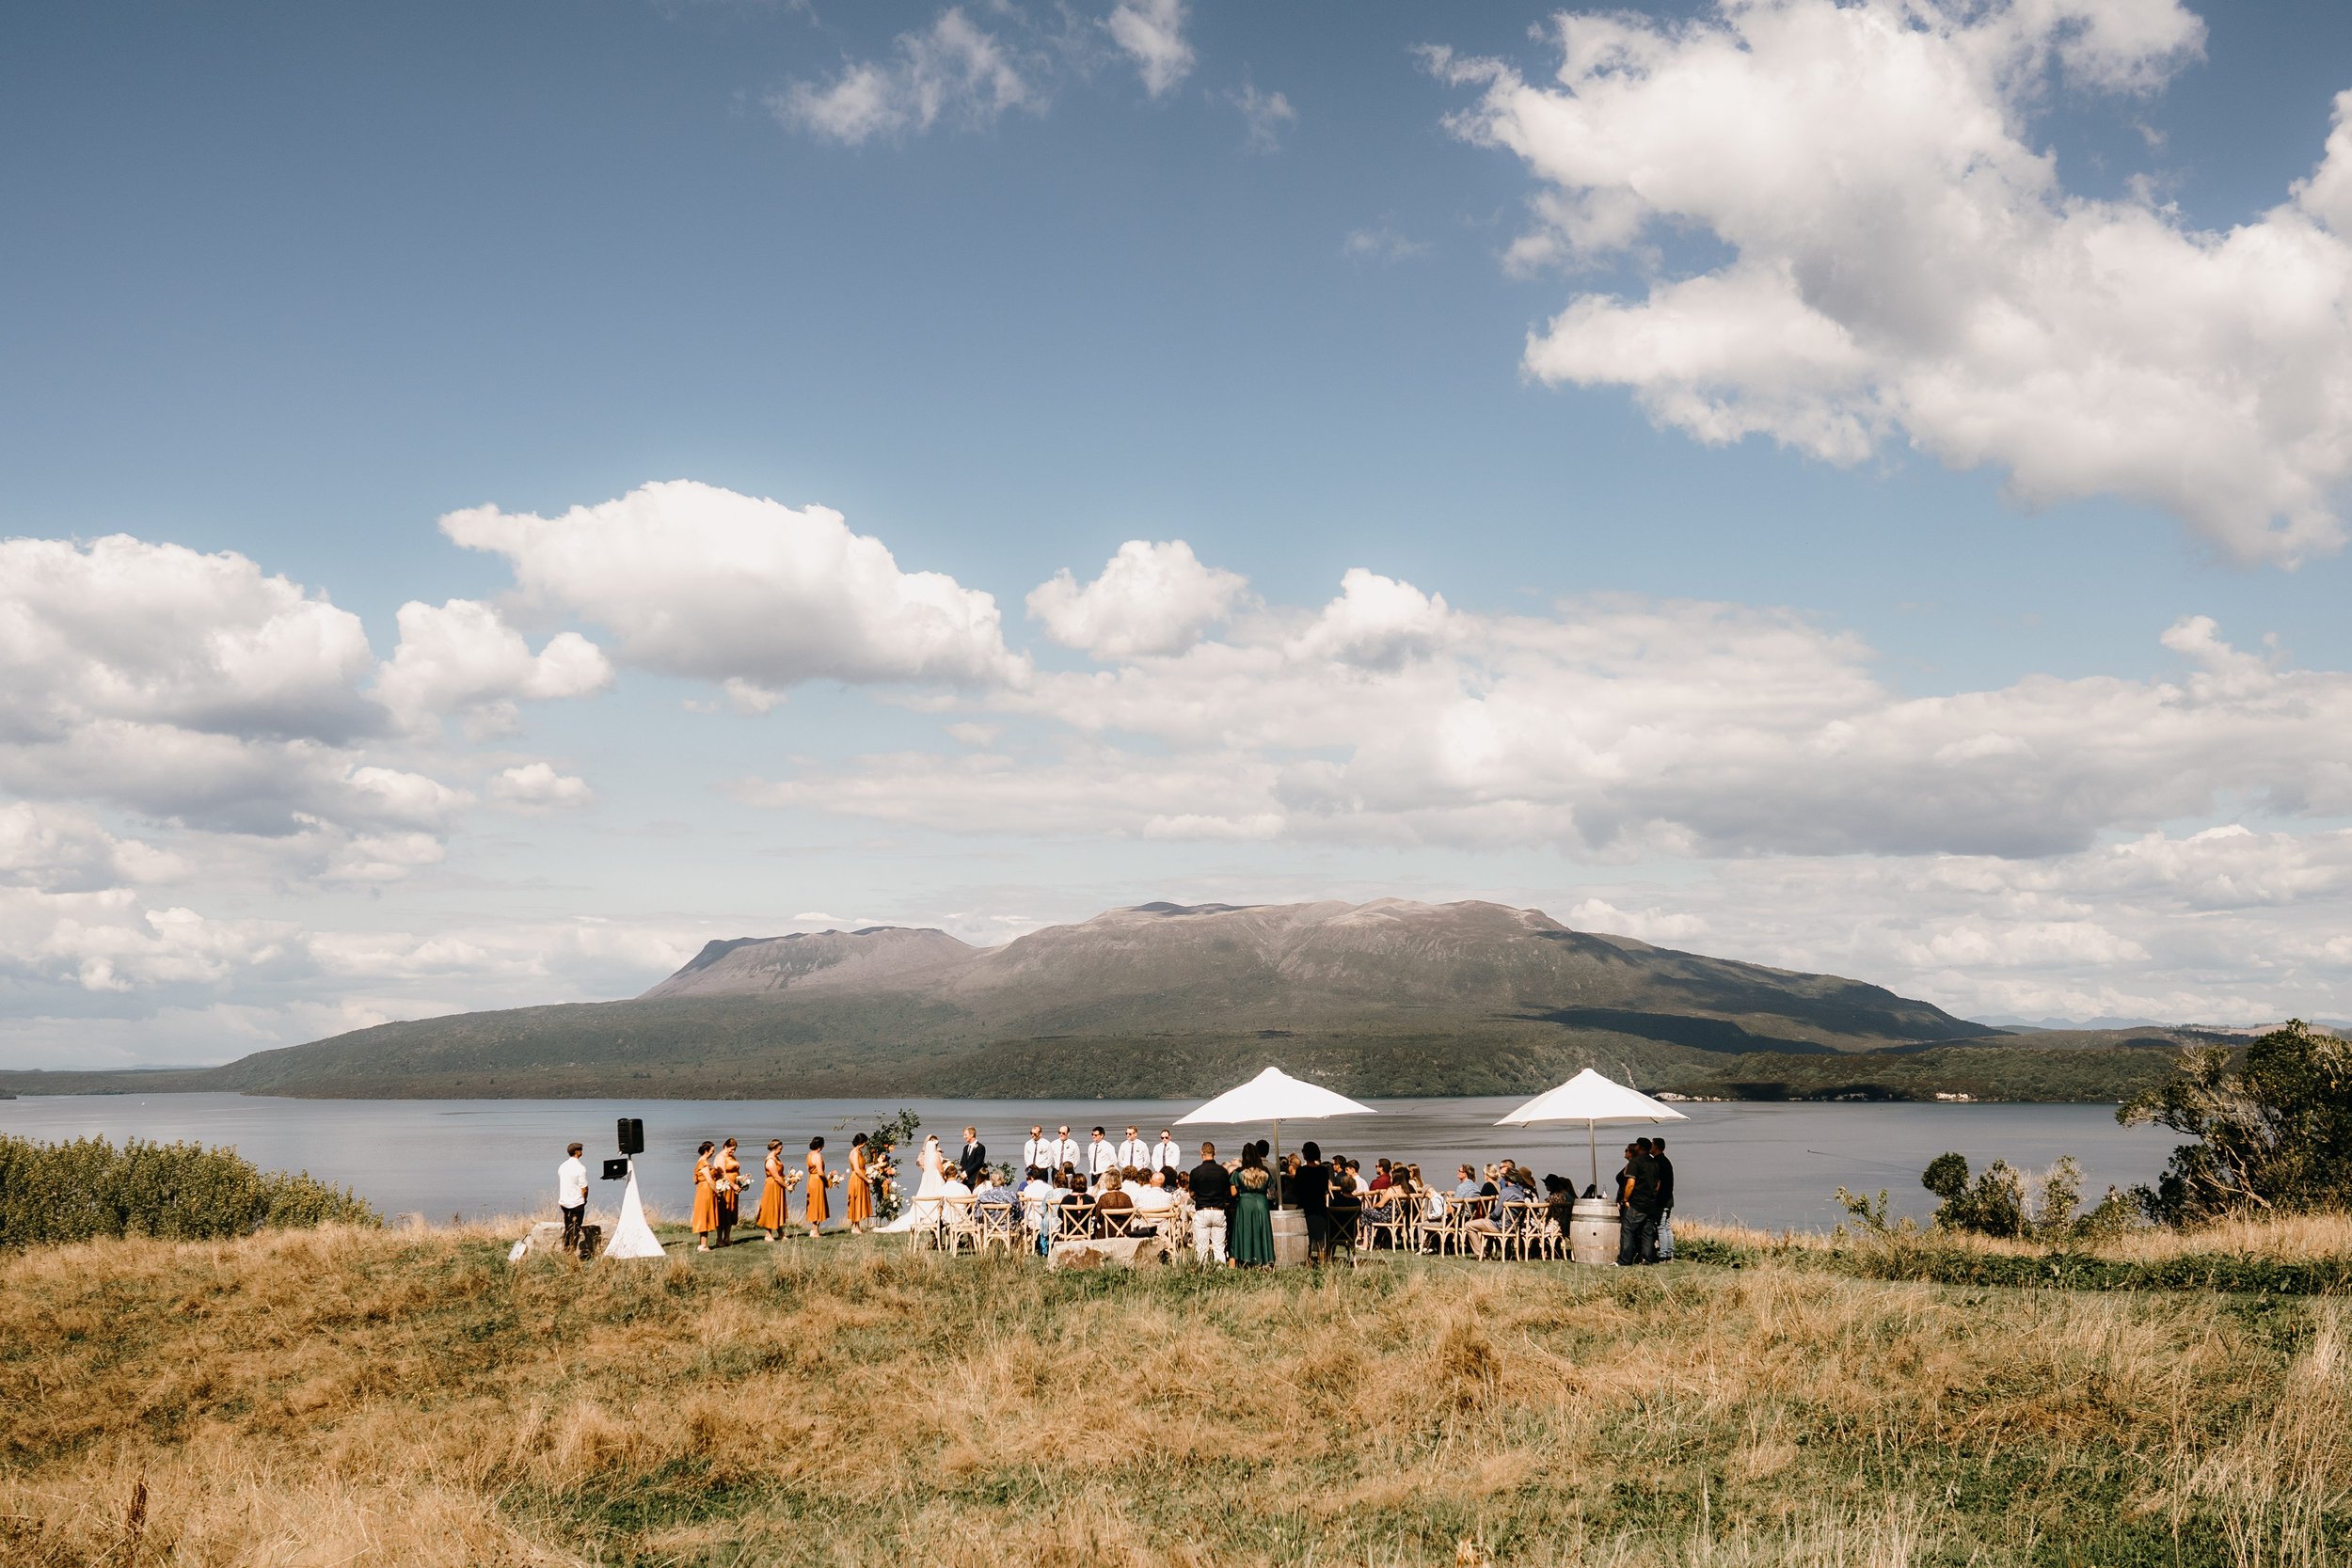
(2, 1219, 2346, 1567)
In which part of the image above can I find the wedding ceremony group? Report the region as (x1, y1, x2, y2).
(560, 1067, 1687, 1270)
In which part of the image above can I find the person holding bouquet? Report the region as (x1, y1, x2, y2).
(713, 1137, 744, 1247)
(803, 1136, 832, 1238)
(845, 1133, 874, 1234)
(691, 1141, 719, 1253)
(755, 1139, 796, 1242)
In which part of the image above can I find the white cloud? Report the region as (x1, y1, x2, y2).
(1026, 539, 1248, 658)
(375, 599, 612, 734)
(1343, 226, 1429, 263)
(0, 536, 482, 846)
(1230, 80, 1295, 151)
(773, 8, 1037, 145)
(0, 535, 377, 746)
(441, 480, 1027, 693)
(485, 762, 593, 814)
(1435, 0, 2352, 564)
(1107, 0, 1194, 99)
(742, 569, 2352, 864)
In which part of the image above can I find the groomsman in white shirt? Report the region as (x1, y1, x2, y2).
(1048, 1124, 1080, 1171)
(1086, 1126, 1118, 1181)
(1150, 1128, 1182, 1172)
(1021, 1125, 1047, 1173)
(1115, 1124, 1151, 1170)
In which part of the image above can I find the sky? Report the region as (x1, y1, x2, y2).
(6, 0, 2352, 1068)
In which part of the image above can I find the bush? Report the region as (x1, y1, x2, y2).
(2121, 1019, 2352, 1224)
(0, 1135, 378, 1248)
(1918, 1152, 2132, 1244)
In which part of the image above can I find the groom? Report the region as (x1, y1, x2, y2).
(959, 1126, 988, 1186)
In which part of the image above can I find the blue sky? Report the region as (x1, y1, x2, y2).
(6, 0, 2352, 1065)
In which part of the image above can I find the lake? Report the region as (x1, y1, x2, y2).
(0, 1092, 2184, 1234)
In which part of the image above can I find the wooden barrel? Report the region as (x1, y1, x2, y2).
(1568, 1197, 1620, 1265)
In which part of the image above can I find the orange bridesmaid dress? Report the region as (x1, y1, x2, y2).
(803, 1148, 830, 1227)
(691, 1153, 719, 1236)
(845, 1145, 872, 1226)
(755, 1149, 787, 1230)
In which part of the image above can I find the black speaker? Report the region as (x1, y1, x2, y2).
(600, 1158, 629, 1181)
(617, 1117, 644, 1156)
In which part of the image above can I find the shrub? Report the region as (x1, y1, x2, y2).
(2121, 1019, 2352, 1224)
(1919, 1152, 2132, 1244)
(0, 1135, 378, 1248)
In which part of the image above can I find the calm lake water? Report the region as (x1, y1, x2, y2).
(0, 1092, 2182, 1234)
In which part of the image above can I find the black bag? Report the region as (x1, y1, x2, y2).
(575, 1223, 602, 1260)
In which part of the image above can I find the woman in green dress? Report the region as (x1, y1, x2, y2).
(1231, 1146, 1275, 1268)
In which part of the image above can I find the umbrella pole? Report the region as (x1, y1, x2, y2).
(1588, 1120, 1597, 1196)
(1272, 1118, 1282, 1210)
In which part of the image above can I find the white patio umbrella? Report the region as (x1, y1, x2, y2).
(1495, 1068, 1687, 1196)
(1177, 1066, 1375, 1206)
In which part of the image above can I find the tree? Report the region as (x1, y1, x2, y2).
(2119, 1020, 2352, 1225)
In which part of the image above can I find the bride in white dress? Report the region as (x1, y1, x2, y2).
(877, 1134, 949, 1233)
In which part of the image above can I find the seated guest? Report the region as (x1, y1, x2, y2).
(1022, 1166, 1056, 1252)
(1369, 1159, 1392, 1193)
(1128, 1170, 1174, 1235)
(1095, 1171, 1136, 1232)
(1058, 1174, 1095, 1238)
(976, 1166, 1019, 1207)
(941, 1166, 974, 1201)
(1452, 1164, 1500, 1258)
(1325, 1179, 1362, 1254)
(1346, 1159, 1370, 1196)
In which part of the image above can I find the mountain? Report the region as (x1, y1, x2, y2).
(66, 896, 2055, 1101)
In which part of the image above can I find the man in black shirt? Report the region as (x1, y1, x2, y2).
(1618, 1136, 1663, 1264)
(1187, 1141, 1232, 1265)
(1294, 1140, 1332, 1264)
(1653, 1136, 1677, 1259)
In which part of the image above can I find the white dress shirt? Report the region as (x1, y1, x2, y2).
(1087, 1139, 1118, 1177)
(1151, 1139, 1183, 1171)
(1022, 1136, 1045, 1170)
(1115, 1137, 1151, 1168)
(1048, 1136, 1080, 1168)
(557, 1156, 588, 1209)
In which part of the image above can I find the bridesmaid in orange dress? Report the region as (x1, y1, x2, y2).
(691, 1141, 719, 1253)
(803, 1137, 830, 1239)
(755, 1139, 789, 1241)
(845, 1133, 873, 1234)
(714, 1137, 743, 1247)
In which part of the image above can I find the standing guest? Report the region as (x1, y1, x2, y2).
(1231, 1148, 1276, 1267)
(1295, 1142, 1332, 1264)
(1188, 1142, 1232, 1265)
(713, 1138, 744, 1247)
(1151, 1128, 1182, 1172)
(691, 1141, 719, 1253)
(1049, 1124, 1080, 1171)
(1619, 1138, 1663, 1264)
(1115, 1124, 1151, 1171)
(845, 1133, 874, 1235)
(1022, 1126, 1047, 1173)
(803, 1137, 832, 1239)
(1086, 1127, 1118, 1182)
(960, 1127, 988, 1186)
(1653, 1137, 1677, 1260)
(557, 1142, 589, 1254)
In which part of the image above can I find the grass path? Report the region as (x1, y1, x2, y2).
(2, 1220, 2346, 1566)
